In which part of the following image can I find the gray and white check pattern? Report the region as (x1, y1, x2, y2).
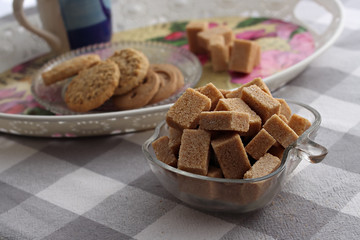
(1, 0, 360, 239)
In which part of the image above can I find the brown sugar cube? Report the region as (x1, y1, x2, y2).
(241, 85, 280, 122)
(206, 166, 224, 198)
(166, 88, 211, 129)
(186, 21, 208, 54)
(268, 142, 285, 160)
(288, 114, 312, 136)
(168, 127, 183, 155)
(276, 98, 292, 121)
(263, 114, 299, 148)
(229, 43, 233, 58)
(211, 133, 251, 179)
(180, 168, 222, 200)
(197, 82, 225, 110)
(228, 39, 260, 73)
(278, 114, 289, 123)
(197, 25, 234, 51)
(219, 89, 232, 96)
(215, 98, 261, 136)
(207, 166, 224, 178)
(209, 179, 258, 205)
(178, 173, 211, 199)
(209, 35, 229, 72)
(178, 129, 211, 176)
(152, 136, 178, 167)
(245, 128, 276, 160)
(244, 153, 281, 179)
(226, 77, 271, 98)
(199, 111, 249, 132)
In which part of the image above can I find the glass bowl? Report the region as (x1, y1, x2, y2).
(142, 100, 328, 213)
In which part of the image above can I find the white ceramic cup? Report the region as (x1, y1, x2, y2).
(13, 0, 112, 53)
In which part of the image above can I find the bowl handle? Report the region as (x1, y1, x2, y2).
(294, 139, 328, 163)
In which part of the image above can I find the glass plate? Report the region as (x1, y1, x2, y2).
(31, 41, 202, 115)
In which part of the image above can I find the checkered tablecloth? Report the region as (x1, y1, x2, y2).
(1, 1, 360, 239)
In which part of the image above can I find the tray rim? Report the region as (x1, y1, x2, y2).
(263, 0, 344, 90)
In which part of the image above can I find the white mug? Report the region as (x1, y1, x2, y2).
(13, 0, 112, 53)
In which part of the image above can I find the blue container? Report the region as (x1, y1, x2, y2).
(59, 0, 112, 49)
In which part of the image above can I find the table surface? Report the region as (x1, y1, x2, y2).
(1, 0, 360, 239)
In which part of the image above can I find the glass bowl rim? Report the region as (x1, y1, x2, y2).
(142, 100, 321, 183)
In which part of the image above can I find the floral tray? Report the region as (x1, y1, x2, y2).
(0, 14, 343, 137)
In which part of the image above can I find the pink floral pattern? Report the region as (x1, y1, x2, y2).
(235, 29, 277, 40)
(0, 87, 53, 115)
(153, 17, 315, 86)
(164, 31, 186, 41)
(0, 87, 26, 100)
(264, 19, 299, 39)
(230, 18, 315, 84)
(0, 94, 41, 114)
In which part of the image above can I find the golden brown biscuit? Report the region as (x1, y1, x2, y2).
(41, 54, 101, 86)
(112, 69, 160, 110)
(109, 48, 150, 95)
(64, 60, 120, 112)
(172, 64, 185, 90)
(148, 64, 180, 104)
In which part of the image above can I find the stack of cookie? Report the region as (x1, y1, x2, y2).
(41, 48, 185, 113)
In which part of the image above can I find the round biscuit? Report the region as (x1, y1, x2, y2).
(64, 60, 120, 113)
(172, 64, 185, 90)
(41, 54, 101, 86)
(112, 69, 160, 110)
(109, 48, 150, 95)
(148, 64, 179, 104)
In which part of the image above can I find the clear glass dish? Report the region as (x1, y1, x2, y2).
(31, 40, 202, 115)
(142, 100, 328, 213)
